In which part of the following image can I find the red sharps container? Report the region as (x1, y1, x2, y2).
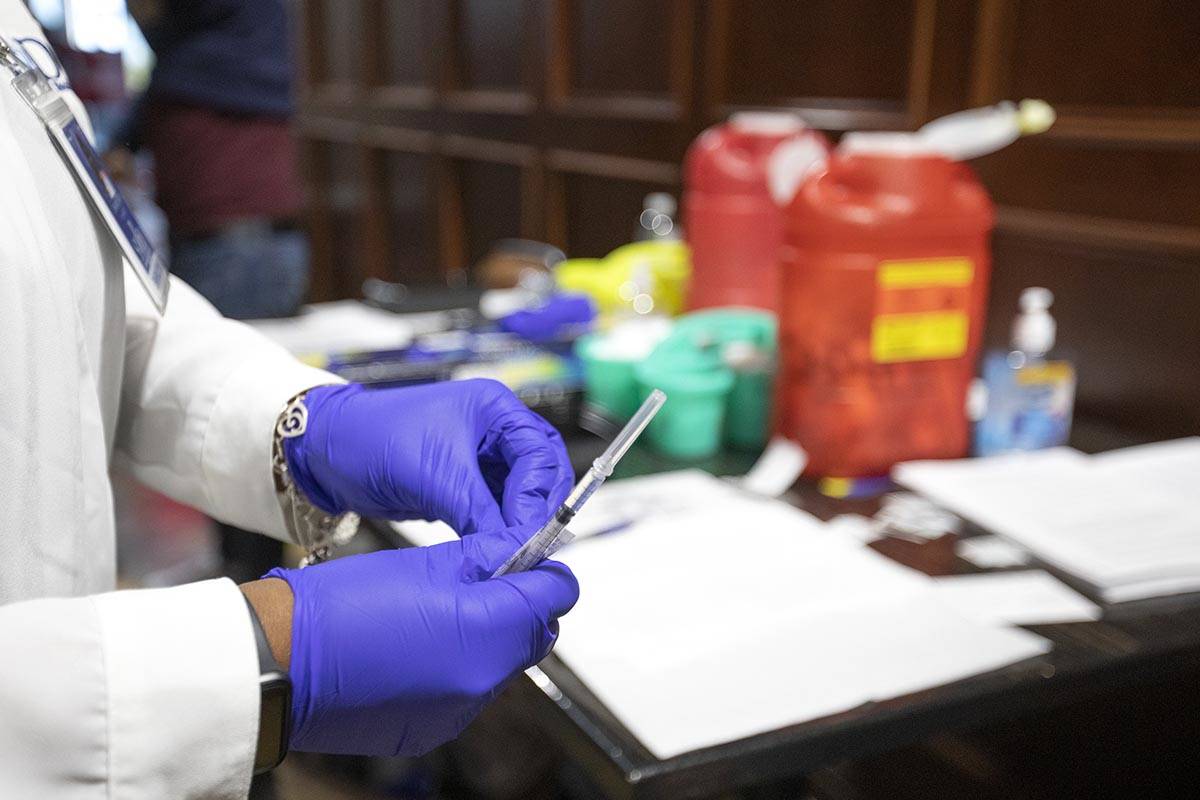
(777, 133, 995, 477)
(684, 112, 829, 312)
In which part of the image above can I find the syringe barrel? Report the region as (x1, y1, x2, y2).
(490, 388, 666, 579)
(493, 514, 568, 577)
(563, 466, 604, 512)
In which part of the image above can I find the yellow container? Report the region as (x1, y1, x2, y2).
(605, 240, 691, 317)
(554, 242, 692, 319)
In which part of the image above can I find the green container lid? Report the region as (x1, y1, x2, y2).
(674, 308, 777, 351)
(634, 341, 734, 459)
(669, 309, 777, 450)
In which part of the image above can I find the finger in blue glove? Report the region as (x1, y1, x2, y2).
(266, 526, 579, 757)
(285, 380, 573, 534)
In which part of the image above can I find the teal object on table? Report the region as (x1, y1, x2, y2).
(577, 333, 643, 420)
(634, 341, 734, 459)
(662, 309, 777, 451)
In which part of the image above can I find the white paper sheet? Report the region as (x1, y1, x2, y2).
(738, 438, 807, 497)
(931, 571, 1101, 626)
(550, 473, 1049, 758)
(894, 439, 1200, 602)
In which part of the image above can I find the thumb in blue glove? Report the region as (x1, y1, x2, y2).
(265, 526, 579, 757)
(285, 379, 573, 534)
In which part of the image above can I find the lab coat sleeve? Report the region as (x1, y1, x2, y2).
(114, 273, 343, 539)
(0, 578, 259, 799)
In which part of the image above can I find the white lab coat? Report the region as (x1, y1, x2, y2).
(0, 4, 338, 797)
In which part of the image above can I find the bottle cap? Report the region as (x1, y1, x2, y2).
(1017, 99, 1056, 135)
(1012, 287, 1056, 355)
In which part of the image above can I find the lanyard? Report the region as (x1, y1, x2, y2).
(0, 35, 169, 313)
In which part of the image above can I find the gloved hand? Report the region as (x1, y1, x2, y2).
(285, 379, 572, 534)
(265, 527, 579, 757)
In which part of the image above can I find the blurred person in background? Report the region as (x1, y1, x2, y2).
(110, 0, 310, 583)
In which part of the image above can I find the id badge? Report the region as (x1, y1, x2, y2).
(2, 38, 169, 312)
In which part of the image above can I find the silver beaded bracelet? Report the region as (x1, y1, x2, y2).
(272, 390, 359, 567)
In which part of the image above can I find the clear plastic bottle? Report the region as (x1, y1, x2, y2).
(975, 288, 1077, 456)
(634, 192, 681, 242)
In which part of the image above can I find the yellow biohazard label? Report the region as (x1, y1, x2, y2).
(877, 258, 975, 289)
(871, 311, 969, 363)
(1016, 361, 1074, 385)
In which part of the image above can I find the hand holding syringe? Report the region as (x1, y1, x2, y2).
(491, 389, 667, 577)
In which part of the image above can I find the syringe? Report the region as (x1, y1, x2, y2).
(491, 389, 667, 578)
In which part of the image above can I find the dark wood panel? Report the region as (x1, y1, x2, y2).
(375, 0, 428, 87)
(305, 140, 367, 299)
(564, 0, 675, 97)
(316, 0, 363, 86)
(451, 0, 525, 90)
(720, 0, 916, 107)
(454, 159, 524, 271)
(974, 140, 1200, 228)
(381, 150, 438, 283)
(557, 170, 677, 259)
(1008, 0, 1200, 110)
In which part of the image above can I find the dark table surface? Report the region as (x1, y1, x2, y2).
(371, 430, 1200, 800)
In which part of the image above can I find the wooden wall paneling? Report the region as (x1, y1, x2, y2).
(442, 0, 536, 114)
(556, 170, 678, 259)
(548, 0, 692, 122)
(546, 150, 681, 258)
(1005, 1, 1200, 111)
(449, 157, 526, 274)
(310, 0, 364, 103)
(919, 0, 979, 121)
(300, 136, 369, 300)
(365, 0, 436, 110)
(435, 155, 468, 281)
(290, 0, 316, 104)
(300, 138, 335, 301)
(904, 0, 939, 126)
(377, 146, 439, 285)
(702, 0, 919, 131)
(969, 0, 1017, 107)
(361, 146, 391, 285)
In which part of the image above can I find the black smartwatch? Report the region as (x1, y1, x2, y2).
(243, 595, 292, 775)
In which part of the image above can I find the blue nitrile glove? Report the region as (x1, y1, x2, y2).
(499, 293, 596, 343)
(265, 526, 579, 756)
(285, 379, 573, 534)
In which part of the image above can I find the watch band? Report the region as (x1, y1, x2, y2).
(272, 390, 360, 567)
(242, 594, 292, 775)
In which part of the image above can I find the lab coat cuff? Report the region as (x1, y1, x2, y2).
(204, 351, 343, 540)
(93, 579, 260, 799)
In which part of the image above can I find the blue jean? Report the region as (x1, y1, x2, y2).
(170, 220, 310, 320)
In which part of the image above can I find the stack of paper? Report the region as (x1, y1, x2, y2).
(895, 438, 1200, 602)
(539, 471, 1049, 759)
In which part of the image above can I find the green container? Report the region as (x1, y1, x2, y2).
(635, 344, 734, 459)
(671, 309, 777, 450)
(577, 334, 642, 421)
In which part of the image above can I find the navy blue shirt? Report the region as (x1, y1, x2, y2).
(141, 0, 294, 117)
